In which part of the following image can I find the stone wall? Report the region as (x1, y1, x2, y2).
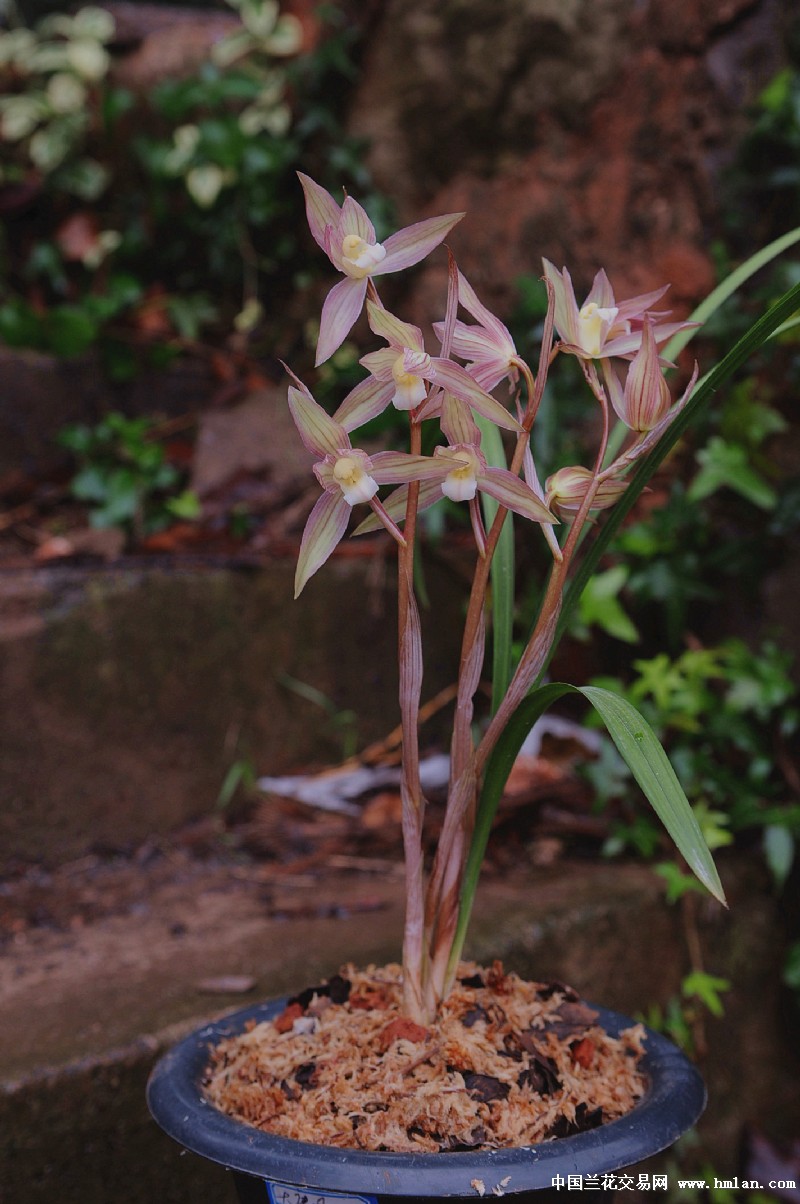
(343, 0, 793, 317)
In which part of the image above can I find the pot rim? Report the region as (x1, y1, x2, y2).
(147, 996, 705, 1196)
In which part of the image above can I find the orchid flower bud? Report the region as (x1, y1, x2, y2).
(613, 319, 672, 432)
(545, 465, 627, 518)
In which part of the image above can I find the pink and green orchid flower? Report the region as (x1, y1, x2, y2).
(542, 259, 694, 361)
(433, 270, 520, 392)
(355, 439, 556, 555)
(331, 301, 521, 434)
(298, 173, 464, 366)
(287, 377, 460, 595)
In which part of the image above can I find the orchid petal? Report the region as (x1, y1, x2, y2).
(288, 385, 349, 458)
(523, 441, 563, 561)
(333, 376, 394, 431)
(370, 450, 459, 484)
(441, 391, 481, 446)
(316, 275, 368, 365)
(340, 194, 376, 243)
(542, 259, 581, 346)
(431, 360, 521, 431)
(615, 284, 670, 322)
(297, 172, 341, 251)
(477, 467, 558, 525)
(365, 301, 425, 352)
(359, 348, 398, 379)
(438, 320, 504, 363)
(600, 320, 698, 359)
(586, 267, 615, 310)
(436, 320, 516, 390)
(439, 249, 460, 361)
(375, 212, 465, 275)
(622, 319, 671, 431)
(457, 270, 516, 349)
(294, 489, 350, 596)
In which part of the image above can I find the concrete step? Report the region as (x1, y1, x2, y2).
(1, 855, 797, 1203)
(0, 555, 465, 870)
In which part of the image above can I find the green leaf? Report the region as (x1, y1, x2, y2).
(655, 861, 710, 904)
(476, 413, 514, 712)
(662, 226, 800, 363)
(580, 686, 726, 904)
(763, 824, 794, 889)
(681, 970, 731, 1018)
(166, 490, 202, 520)
(44, 305, 98, 357)
(783, 940, 800, 992)
(449, 678, 726, 979)
(688, 437, 778, 509)
(574, 565, 639, 644)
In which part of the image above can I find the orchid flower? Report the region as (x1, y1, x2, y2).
(433, 270, 520, 392)
(542, 259, 694, 361)
(287, 377, 460, 595)
(355, 437, 556, 554)
(437, 441, 557, 554)
(298, 173, 464, 366)
(339, 301, 521, 434)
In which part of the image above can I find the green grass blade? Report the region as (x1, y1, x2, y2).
(662, 226, 800, 362)
(579, 686, 725, 904)
(476, 414, 515, 713)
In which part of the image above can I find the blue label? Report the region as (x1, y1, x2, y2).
(264, 1182, 378, 1204)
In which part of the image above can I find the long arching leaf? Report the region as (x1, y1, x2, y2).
(579, 685, 725, 903)
(448, 680, 726, 979)
(476, 413, 514, 712)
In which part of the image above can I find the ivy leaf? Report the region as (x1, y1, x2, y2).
(688, 436, 778, 510)
(573, 565, 639, 644)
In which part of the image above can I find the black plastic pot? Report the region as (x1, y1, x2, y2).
(147, 996, 705, 1203)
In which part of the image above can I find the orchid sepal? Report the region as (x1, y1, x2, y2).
(287, 382, 349, 458)
(375, 212, 465, 276)
(316, 275, 369, 366)
(428, 360, 521, 431)
(332, 375, 395, 432)
(294, 489, 351, 597)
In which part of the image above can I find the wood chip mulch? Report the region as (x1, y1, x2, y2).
(204, 960, 646, 1153)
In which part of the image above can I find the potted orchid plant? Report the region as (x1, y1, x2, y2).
(148, 178, 800, 1202)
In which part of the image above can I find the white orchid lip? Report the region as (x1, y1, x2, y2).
(441, 448, 479, 502)
(390, 350, 432, 411)
(332, 454, 379, 505)
(340, 234, 387, 279)
(577, 302, 620, 357)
